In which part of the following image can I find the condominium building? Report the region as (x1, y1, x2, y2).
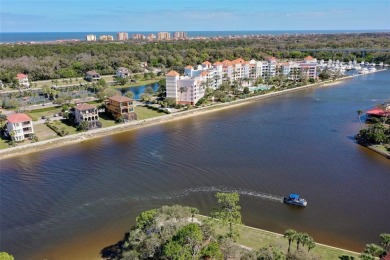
(157, 32, 171, 40)
(166, 56, 318, 105)
(99, 35, 114, 41)
(117, 32, 129, 41)
(133, 34, 145, 40)
(6, 113, 34, 141)
(146, 34, 156, 40)
(174, 31, 187, 39)
(85, 34, 97, 41)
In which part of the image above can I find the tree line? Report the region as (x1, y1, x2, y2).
(101, 192, 323, 260)
(1, 33, 390, 83)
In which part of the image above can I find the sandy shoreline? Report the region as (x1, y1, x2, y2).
(0, 70, 386, 160)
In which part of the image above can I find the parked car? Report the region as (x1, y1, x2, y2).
(53, 113, 58, 117)
(41, 116, 46, 119)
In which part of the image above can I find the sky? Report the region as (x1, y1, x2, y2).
(1, 0, 389, 32)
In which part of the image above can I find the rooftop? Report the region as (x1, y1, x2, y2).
(74, 103, 96, 111)
(7, 113, 32, 123)
(109, 95, 133, 103)
(166, 70, 180, 77)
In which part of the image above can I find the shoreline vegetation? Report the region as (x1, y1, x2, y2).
(0, 70, 385, 161)
(100, 201, 363, 260)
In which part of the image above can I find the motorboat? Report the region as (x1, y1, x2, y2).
(283, 194, 307, 207)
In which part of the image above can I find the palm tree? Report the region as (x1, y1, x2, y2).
(380, 233, 390, 251)
(284, 229, 297, 253)
(363, 243, 385, 259)
(357, 109, 363, 128)
(300, 233, 311, 248)
(307, 238, 316, 252)
(295, 232, 304, 250)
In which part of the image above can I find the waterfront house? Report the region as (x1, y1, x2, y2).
(16, 73, 30, 88)
(85, 71, 101, 81)
(105, 95, 137, 120)
(73, 103, 101, 130)
(116, 67, 130, 78)
(6, 113, 34, 141)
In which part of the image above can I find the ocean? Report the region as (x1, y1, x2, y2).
(0, 30, 388, 43)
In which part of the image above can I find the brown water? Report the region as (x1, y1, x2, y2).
(1, 71, 390, 259)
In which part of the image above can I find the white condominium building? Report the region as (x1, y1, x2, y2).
(174, 31, 187, 39)
(117, 32, 128, 41)
(99, 35, 114, 41)
(85, 34, 97, 41)
(166, 56, 318, 105)
(157, 32, 171, 40)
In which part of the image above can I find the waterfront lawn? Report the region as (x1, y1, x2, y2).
(33, 123, 58, 141)
(135, 106, 165, 120)
(48, 120, 78, 135)
(98, 113, 117, 128)
(0, 135, 10, 149)
(199, 216, 360, 260)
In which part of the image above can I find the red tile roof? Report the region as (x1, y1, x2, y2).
(185, 65, 193, 69)
(109, 95, 133, 102)
(166, 70, 179, 76)
(202, 61, 211, 65)
(305, 56, 315, 60)
(16, 73, 28, 79)
(366, 108, 390, 117)
(213, 61, 222, 66)
(7, 113, 32, 123)
(266, 57, 277, 61)
(74, 103, 96, 111)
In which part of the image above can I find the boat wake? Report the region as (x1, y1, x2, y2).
(154, 186, 284, 203)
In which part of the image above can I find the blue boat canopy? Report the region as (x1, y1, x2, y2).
(289, 194, 300, 199)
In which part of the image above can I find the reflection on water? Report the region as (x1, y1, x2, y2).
(1, 71, 390, 259)
(118, 82, 159, 100)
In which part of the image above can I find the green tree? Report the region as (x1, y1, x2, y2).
(284, 229, 297, 253)
(200, 241, 223, 260)
(211, 192, 242, 239)
(77, 121, 89, 131)
(380, 233, 390, 251)
(0, 252, 14, 260)
(163, 240, 191, 260)
(243, 87, 250, 94)
(145, 86, 155, 95)
(362, 243, 385, 259)
(125, 91, 135, 99)
(136, 209, 157, 230)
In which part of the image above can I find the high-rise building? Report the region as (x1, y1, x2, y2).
(174, 31, 187, 39)
(157, 32, 171, 40)
(99, 35, 114, 41)
(146, 34, 156, 40)
(117, 32, 128, 41)
(132, 34, 145, 40)
(85, 34, 97, 41)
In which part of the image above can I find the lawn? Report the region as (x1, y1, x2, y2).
(198, 215, 360, 260)
(33, 123, 58, 141)
(99, 112, 117, 128)
(27, 106, 63, 120)
(135, 106, 166, 120)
